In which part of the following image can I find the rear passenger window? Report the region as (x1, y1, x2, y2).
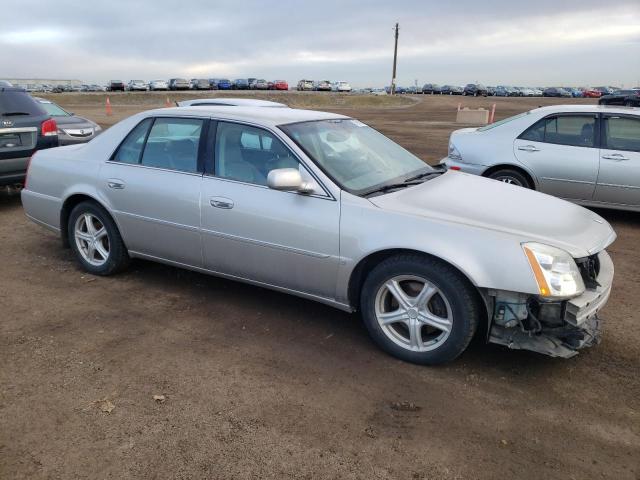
(519, 118, 546, 142)
(112, 118, 153, 164)
(519, 115, 596, 147)
(140, 118, 203, 173)
(604, 116, 640, 152)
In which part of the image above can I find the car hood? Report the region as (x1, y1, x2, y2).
(368, 171, 616, 258)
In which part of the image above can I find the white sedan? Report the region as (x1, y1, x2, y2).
(441, 104, 640, 212)
(332, 81, 352, 92)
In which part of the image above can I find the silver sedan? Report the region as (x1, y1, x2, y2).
(442, 105, 640, 212)
(22, 106, 616, 364)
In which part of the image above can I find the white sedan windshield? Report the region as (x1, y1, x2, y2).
(281, 119, 432, 194)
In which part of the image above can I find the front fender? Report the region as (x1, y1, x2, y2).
(336, 194, 539, 305)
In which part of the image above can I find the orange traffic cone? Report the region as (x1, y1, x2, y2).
(105, 97, 112, 116)
(489, 103, 497, 123)
(165, 97, 171, 107)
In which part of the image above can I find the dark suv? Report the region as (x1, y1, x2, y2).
(463, 84, 488, 96)
(108, 80, 125, 92)
(1, 85, 58, 186)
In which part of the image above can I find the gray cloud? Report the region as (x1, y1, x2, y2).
(2, 0, 639, 87)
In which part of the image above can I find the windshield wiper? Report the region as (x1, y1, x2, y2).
(363, 181, 422, 197)
(403, 170, 443, 183)
(1, 111, 30, 116)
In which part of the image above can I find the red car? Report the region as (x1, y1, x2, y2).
(272, 80, 289, 91)
(581, 88, 602, 98)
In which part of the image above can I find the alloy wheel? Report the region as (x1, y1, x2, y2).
(494, 175, 523, 186)
(74, 213, 110, 267)
(374, 275, 453, 352)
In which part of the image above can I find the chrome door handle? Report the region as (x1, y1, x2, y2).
(210, 197, 234, 209)
(107, 180, 125, 189)
(517, 145, 540, 152)
(602, 154, 629, 161)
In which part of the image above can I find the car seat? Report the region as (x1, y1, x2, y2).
(218, 127, 264, 184)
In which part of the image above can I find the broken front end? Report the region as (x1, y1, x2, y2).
(486, 250, 614, 358)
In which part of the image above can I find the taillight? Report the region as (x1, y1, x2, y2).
(41, 118, 58, 137)
(449, 166, 461, 171)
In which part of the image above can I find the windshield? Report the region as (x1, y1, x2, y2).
(38, 101, 70, 117)
(281, 119, 432, 195)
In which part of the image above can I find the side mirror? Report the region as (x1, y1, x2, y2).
(267, 168, 314, 194)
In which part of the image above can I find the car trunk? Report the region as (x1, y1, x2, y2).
(0, 114, 46, 162)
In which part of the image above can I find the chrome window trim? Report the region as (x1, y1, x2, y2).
(104, 160, 205, 178)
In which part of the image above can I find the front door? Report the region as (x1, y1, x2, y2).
(514, 113, 600, 200)
(100, 116, 206, 266)
(200, 121, 340, 299)
(594, 114, 640, 207)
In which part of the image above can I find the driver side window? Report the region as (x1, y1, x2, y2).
(214, 122, 299, 186)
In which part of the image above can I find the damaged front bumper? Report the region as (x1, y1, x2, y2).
(487, 250, 614, 358)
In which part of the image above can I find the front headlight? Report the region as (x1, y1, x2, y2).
(448, 142, 462, 161)
(522, 242, 585, 299)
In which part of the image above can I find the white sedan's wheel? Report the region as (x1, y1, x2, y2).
(487, 169, 532, 189)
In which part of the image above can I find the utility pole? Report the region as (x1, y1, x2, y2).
(391, 22, 399, 95)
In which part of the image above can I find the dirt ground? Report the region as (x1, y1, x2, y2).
(1, 92, 638, 480)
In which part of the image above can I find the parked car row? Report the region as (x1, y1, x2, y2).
(14, 83, 107, 93)
(391, 84, 628, 98)
(11, 78, 367, 96)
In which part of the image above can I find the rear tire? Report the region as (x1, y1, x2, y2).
(487, 168, 532, 188)
(68, 201, 130, 276)
(360, 254, 480, 365)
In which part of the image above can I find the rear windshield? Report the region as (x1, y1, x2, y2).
(0, 91, 47, 116)
(38, 101, 70, 117)
(477, 112, 529, 131)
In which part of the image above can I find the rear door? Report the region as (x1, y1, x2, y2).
(594, 114, 640, 207)
(100, 116, 207, 266)
(514, 113, 600, 200)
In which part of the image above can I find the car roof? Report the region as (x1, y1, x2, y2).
(147, 106, 349, 126)
(532, 104, 640, 115)
(176, 98, 289, 108)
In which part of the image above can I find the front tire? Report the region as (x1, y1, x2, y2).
(68, 201, 130, 276)
(360, 255, 480, 365)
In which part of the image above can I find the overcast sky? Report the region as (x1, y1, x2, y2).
(3, 0, 639, 87)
